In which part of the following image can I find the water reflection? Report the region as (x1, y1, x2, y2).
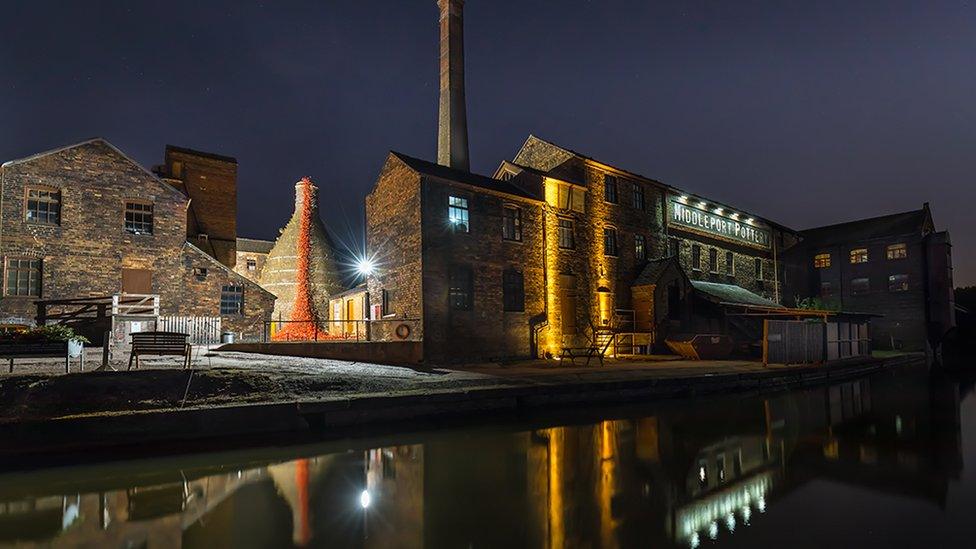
(0, 367, 967, 548)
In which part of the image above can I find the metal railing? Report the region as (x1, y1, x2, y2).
(262, 318, 421, 343)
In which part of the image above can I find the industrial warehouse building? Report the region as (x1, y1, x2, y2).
(0, 138, 274, 340)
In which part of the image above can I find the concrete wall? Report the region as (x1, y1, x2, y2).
(219, 340, 424, 366)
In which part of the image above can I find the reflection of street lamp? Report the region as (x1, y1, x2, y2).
(359, 490, 371, 509)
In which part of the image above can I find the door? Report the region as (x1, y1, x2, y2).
(345, 298, 356, 336)
(121, 268, 152, 294)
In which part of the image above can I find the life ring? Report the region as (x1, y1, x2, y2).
(395, 323, 411, 340)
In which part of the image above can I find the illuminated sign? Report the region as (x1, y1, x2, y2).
(669, 198, 770, 249)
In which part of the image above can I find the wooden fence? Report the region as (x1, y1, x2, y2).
(764, 319, 871, 365)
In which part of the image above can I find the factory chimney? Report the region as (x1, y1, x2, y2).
(436, 0, 470, 171)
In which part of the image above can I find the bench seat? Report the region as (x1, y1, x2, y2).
(128, 332, 191, 370)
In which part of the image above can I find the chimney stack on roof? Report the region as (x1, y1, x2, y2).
(436, 0, 470, 171)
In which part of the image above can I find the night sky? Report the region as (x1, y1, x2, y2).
(2, 1, 974, 285)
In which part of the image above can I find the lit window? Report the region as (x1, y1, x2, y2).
(551, 183, 585, 212)
(448, 195, 469, 233)
(502, 269, 525, 312)
(558, 218, 575, 249)
(692, 244, 702, 271)
(755, 258, 763, 280)
(502, 205, 522, 241)
(632, 183, 645, 211)
(708, 248, 718, 273)
(888, 274, 909, 292)
(4, 258, 41, 297)
(25, 187, 61, 225)
(635, 234, 646, 261)
(886, 243, 907, 260)
(851, 277, 870, 295)
(603, 227, 618, 256)
(725, 251, 734, 276)
(246, 258, 257, 271)
(220, 285, 244, 315)
(125, 202, 154, 235)
(850, 248, 869, 264)
(814, 253, 831, 268)
(603, 175, 618, 203)
(449, 265, 473, 310)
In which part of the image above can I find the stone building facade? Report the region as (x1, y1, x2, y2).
(783, 205, 955, 351)
(0, 139, 274, 339)
(234, 237, 274, 283)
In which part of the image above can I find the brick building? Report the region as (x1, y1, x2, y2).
(364, 137, 798, 362)
(234, 237, 274, 283)
(783, 205, 955, 351)
(0, 138, 274, 339)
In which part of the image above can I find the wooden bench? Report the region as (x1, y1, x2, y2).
(559, 345, 604, 367)
(0, 341, 72, 373)
(128, 332, 191, 370)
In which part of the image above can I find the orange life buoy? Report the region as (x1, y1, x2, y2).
(395, 323, 411, 340)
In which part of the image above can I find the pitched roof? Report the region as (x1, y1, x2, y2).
(390, 151, 540, 201)
(236, 237, 275, 254)
(799, 207, 929, 248)
(634, 257, 683, 286)
(691, 280, 781, 308)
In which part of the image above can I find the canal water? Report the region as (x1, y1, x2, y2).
(1, 365, 973, 548)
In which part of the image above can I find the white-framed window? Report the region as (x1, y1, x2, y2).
(448, 195, 469, 233)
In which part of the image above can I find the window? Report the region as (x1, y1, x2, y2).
(25, 187, 61, 225)
(632, 183, 645, 211)
(821, 281, 833, 297)
(246, 258, 257, 271)
(708, 248, 718, 273)
(886, 243, 907, 260)
(448, 195, 469, 233)
(551, 182, 585, 213)
(725, 251, 734, 276)
(755, 258, 763, 280)
(4, 258, 41, 297)
(124, 202, 154, 235)
(635, 234, 646, 261)
(558, 218, 575, 249)
(814, 253, 831, 268)
(449, 265, 473, 310)
(193, 267, 208, 278)
(851, 277, 870, 295)
(220, 285, 244, 315)
(603, 175, 618, 203)
(692, 244, 702, 271)
(381, 288, 393, 316)
(850, 248, 868, 264)
(603, 227, 618, 256)
(668, 238, 680, 257)
(889, 274, 909, 292)
(502, 206, 522, 241)
(502, 269, 525, 312)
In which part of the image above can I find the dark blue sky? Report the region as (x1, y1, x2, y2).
(2, 1, 974, 285)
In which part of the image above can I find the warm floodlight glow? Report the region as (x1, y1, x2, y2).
(698, 201, 708, 209)
(746, 218, 755, 224)
(360, 490, 371, 509)
(714, 207, 724, 214)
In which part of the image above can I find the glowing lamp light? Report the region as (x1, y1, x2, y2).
(698, 202, 708, 209)
(360, 490, 372, 509)
(745, 218, 755, 224)
(679, 195, 689, 202)
(730, 212, 740, 219)
(714, 207, 724, 214)
(356, 257, 376, 277)
(708, 521, 719, 540)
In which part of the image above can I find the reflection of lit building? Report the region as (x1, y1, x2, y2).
(0, 368, 963, 548)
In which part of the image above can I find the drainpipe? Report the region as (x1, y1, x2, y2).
(773, 233, 780, 304)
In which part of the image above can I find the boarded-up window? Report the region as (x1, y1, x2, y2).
(121, 268, 152, 294)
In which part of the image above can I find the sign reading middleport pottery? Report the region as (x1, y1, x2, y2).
(668, 196, 771, 249)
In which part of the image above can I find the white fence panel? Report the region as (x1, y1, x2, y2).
(158, 316, 221, 345)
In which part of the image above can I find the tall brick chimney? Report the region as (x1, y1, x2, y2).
(436, 0, 470, 171)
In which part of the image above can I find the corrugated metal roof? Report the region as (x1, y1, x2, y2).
(691, 280, 781, 308)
